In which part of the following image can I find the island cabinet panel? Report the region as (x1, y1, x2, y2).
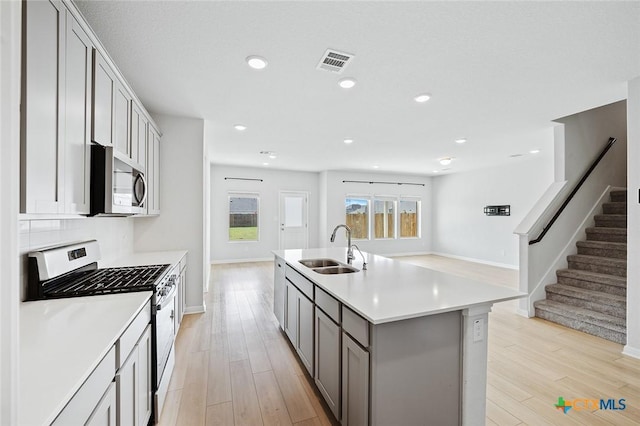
(284, 280, 298, 344)
(284, 278, 314, 375)
(297, 293, 314, 375)
(369, 311, 461, 426)
(285, 265, 314, 299)
(342, 333, 369, 426)
(342, 306, 369, 348)
(314, 309, 341, 420)
(273, 256, 286, 328)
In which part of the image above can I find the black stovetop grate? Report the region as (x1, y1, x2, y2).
(44, 264, 169, 298)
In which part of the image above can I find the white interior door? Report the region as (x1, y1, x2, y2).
(279, 191, 308, 250)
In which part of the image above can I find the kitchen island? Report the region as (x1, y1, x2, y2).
(273, 248, 525, 426)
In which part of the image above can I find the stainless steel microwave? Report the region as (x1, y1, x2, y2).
(90, 145, 147, 216)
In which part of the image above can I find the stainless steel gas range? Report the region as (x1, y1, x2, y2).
(27, 240, 178, 424)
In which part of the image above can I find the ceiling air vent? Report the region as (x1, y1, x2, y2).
(316, 49, 355, 74)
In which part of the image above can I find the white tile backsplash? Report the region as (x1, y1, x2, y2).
(19, 217, 135, 300)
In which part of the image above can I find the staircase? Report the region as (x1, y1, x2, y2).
(534, 189, 627, 344)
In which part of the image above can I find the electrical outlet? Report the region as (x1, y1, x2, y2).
(473, 319, 484, 342)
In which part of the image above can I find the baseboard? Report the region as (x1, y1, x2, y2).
(184, 305, 205, 314)
(622, 345, 640, 359)
(430, 252, 519, 270)
(386, 251, 433, 257)
(211, 257, 273, 265)
(516, 308, 532, 318)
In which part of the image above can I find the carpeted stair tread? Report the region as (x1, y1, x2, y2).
(567, 254, 626, 277)
(585, 227, 626, 243)
(594, 214, 627, 228)
(534, 300, 625, 329)
(545, 284, 626, 319)
(556, 268, 626, 289)
(576, 240, 627, 259)
(602, 202, 627, 215)
(535, 300, 626, 344)
(546, 284, 625, 305)
(610, 190, 627, 202)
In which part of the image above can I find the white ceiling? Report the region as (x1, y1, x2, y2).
(75, 0, 640, 175)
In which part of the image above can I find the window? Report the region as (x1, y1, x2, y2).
(345, 197, 369, 239)
(229, 193, 259, 241)
(374, 199, 395, 239)
(399, 198, 420, 238)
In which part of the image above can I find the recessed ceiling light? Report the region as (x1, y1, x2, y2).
(234, 124, 247, 131)
(338, 78, 357, 89)
(344, 139, 354, 144)
(432, 170, 439, 173)
(439, 157, 453, 166)
(260, 150, 277, 159)
(529, 149, 540, 154)
(269, 154, 277, 159)
(372, 165, 379, 169)
(246, 55, 268, 70)
(414, 93, 431, 103)
(455, 138, 467, 144)
(262, 162, 269, 166)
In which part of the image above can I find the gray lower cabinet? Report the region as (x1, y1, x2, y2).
(342, 333, 369, 426)
(86, 382, 117, 426)
(284, 280, 314, 376)
(297, 292, 314, 375)
(314, 309, 341, 420)
(284, 281, 298, 344)
(116, 344, 138, 425)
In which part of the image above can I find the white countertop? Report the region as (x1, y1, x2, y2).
(273, 248, 526, 324)
(19, 249, 187, 425)
(19, 292, 151, 426)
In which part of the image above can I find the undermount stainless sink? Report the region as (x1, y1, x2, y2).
(312, 265, 359, 275)
(299, 258, 341, 268)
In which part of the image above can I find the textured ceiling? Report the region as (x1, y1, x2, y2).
(75, 0, 640, 175)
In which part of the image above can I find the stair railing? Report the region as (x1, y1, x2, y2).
(529, 137, 617, 245)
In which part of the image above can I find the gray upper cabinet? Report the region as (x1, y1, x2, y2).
(131, 102, 147, 169)
(92, 49, 115, 147)
(114, 82, 131, 158)
(21, 0, 64, 214)
(21, 0, 92, 215)
(146, 125, 161, 215)
(21, 0, 160, 217)
(64, 11, 93, 214)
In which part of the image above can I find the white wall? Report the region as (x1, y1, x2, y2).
(321, 171, 432, 256)
(554, 100, 627, 184)
(134, 114, 206, 313)
(1, 1, 21, 422)
(210, 165, 320, 262)
(432, 154, 554, 267)
(625, 77, 640, 357)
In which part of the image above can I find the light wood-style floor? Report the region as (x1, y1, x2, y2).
(160, 255, 640, 426)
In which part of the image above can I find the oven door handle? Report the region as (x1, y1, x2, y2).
(156, 284, 177, 310)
